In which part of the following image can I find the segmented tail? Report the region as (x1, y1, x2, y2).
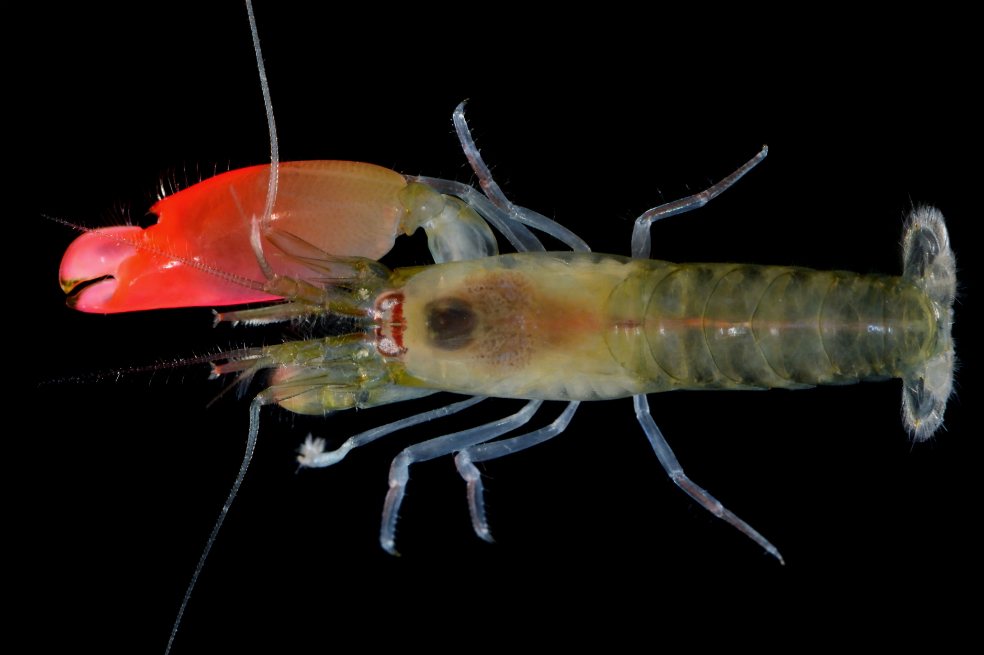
(900, 206, 957, 440)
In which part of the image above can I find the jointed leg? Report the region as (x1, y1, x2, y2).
(631, 146, 768, 259)
(168, 391, 274, 652)
(380, 400, 544, 555)
(450, 102, 590, 252)
(633, 395, 783, 563)
(409, 102, 594, 256)
(626, 146, 779, 560)
(410, 176, 546, 254)
(455, 401, 580, 542)
(297, 395, 487, 468)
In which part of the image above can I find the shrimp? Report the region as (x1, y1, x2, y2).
(16, 1, 972, 651)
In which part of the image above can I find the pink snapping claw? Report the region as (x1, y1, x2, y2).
(59, 161, 408, 313)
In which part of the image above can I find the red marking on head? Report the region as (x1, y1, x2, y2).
(374, 291, 407, 357)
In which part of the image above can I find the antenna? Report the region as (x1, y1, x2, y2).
(166, 2, 278, 652)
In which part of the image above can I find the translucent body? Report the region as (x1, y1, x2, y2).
(396, 253, 650, 400)
(254, 252, 945, 407)
(609, 261, 938, 391)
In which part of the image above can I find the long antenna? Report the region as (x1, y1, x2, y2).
(248, 0, 279, 235)
(39, 347, 265, 386)
(165, 2, 277, 652)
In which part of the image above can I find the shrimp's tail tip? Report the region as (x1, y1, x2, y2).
(901, 205, 957, 441)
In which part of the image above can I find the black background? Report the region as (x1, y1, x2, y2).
(6, 1, 977, 650)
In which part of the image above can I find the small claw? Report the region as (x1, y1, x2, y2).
(296, 434, 327, 467)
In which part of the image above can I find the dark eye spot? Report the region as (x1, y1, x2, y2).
(425, 297, 477, 351)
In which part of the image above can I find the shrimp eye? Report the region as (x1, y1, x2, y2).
(424, 297, 477, 351)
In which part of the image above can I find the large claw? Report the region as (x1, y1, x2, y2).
(59, 161, 407, 313)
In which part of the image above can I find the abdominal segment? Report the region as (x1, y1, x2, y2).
(636, 263, 937, 391)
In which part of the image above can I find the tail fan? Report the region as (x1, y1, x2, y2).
(900, 205, 957, 440)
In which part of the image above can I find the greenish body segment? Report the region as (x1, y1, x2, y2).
(608, 258, 937, 393)
(385, 252, 940, 400)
